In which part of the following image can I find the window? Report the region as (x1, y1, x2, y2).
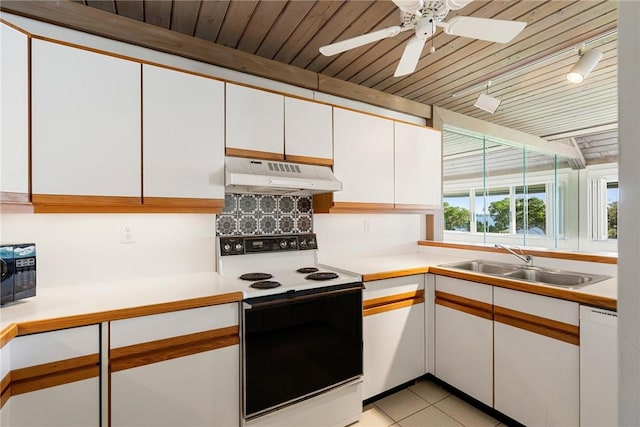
(443, 193, 471, 231)
(607, 182, 618, 239)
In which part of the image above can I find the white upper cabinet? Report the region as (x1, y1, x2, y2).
(0, 23, 29, 197)
(394, 122, 442, 207)
(226, 83, 284, 158)
(333, 108, 394, 205)
(284, 97, 333, 163)
(142, 64, 225, 201)
(31, 39, 141, 198)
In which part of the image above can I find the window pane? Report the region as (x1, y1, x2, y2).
(443, 193, 471, 231)
(607, 182, 618, 239)
(516, 184, 547, 236)
(482, 188, 510, 233)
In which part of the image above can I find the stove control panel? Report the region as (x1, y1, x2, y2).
(219, 234, 317, 256)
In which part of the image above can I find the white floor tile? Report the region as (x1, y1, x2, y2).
(352, 404, 395, 427)
(408, 380, 451, 404)
(374, 389, 430, 422)
(434, 395, 500, 427)
(397, 406, 463, 427)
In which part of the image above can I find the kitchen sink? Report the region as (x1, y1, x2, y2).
(440, 260, 611, 289)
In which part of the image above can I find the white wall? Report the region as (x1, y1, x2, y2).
(314, 214, 425, 262)
(618, 1, 640, 424)
(0, 214, 217, 287)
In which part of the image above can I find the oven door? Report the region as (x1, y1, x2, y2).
(242, 282, 364, 420)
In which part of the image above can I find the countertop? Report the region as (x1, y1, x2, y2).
(0, 272, 242, 343)
(321, 252, 617, 311)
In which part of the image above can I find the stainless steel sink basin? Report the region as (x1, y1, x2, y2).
(440, 260, 611, 289)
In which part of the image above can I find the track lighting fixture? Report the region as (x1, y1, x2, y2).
(566, 48, 603, 83)
(474, 81, 501, 114)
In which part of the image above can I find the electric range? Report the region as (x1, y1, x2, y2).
(216, 233, 361, 297)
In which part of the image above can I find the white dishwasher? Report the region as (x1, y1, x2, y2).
(580, 306, 618, 427)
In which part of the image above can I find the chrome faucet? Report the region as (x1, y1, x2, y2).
(494, 244, 533, 265)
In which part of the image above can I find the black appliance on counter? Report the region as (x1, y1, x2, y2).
(1, 243, 36, 306)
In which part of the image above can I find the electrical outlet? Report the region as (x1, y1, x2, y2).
(120, 224, 135, 243)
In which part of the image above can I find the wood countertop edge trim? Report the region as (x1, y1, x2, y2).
(0, 292, 243, 347)
(430, 267, 617, 311)
(418, 240, 617, 264)
(363, 267, 431, 282)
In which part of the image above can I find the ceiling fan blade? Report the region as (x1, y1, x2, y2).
(440, 16, 526, 43)
(319, 26, 401, 56)
(394, 36, 426, 77)
(392, 0, 422, 13)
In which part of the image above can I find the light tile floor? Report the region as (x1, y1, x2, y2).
(353, 378, 505, 427)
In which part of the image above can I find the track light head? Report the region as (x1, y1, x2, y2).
(567, 49, 603, 83)
(474, 92, 502, 114)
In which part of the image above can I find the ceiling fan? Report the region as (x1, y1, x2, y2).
(319, 0, 527, 77)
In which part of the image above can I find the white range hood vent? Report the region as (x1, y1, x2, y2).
(224, 157, 342, 195)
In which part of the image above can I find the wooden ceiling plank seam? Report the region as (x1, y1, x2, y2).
(333, 2, 490, 86)
(290, 0, 373, 70)
(409, 9, 617, 106)
(273, 1, 346, 65)
(495, 110, 619, 136)
(235, 0, 288, 55)
(254, 0, 316, 60)
(307, 0, 396, 73)
(169, 0, 201, 37)
(114, 0, 144, 22)
(400, 2, 616, 104)
(193, 0, 229, 42)
(360, 0, 537, 90)
(215, 0, 259, 49)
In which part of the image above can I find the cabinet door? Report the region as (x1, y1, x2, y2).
(110, 304, 239, 427)
(143, 64, 225, 202)
(226, 83, 284, 158)
(333, 108, 394, 205)
(394, 122, 441, 207)
(434, 276, 493, 406)
(0, 23, 29, 198)
(363, 275, 425, 399)
(494, 287, 579, 426)
(31, 39, 141, 199)
(7, 325, 100, 426)
(284, 97, 333, 164)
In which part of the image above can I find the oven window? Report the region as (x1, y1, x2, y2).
(243, 287, 363, 418)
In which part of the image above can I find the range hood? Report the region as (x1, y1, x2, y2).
(225, 157, 342, 195)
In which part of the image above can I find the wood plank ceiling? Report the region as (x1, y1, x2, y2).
(74, 0, 618, 164)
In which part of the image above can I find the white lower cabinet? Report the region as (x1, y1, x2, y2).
(2, 325, 101, 426)
(363, 275, 425, 400)
(434, 276, 493, 406)
(109, 304, 240, 427)
(494, 287, 580, 427)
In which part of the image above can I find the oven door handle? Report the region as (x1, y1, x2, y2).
(243, 284, 364, 310)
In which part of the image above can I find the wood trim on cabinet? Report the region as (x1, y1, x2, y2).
(284, 154, 333, 167)
(0, 324, 18, 350)
(0, 191, 30, 203)
(1, 372, 10, 408)
(494, 305, 579, 346)
(362, 268, 430, 282)
(11, 292, 243, 337)
(32, 194, 141, 207)
(435, 291, 493, 321)
(143, 197, 224, 211)
(394, 203, 441, 211)
(363, 290, 424, 317)
(9, 353, 100, 396)
(225, 147, 284, 161)
(418, 240, 617, 264)
(0, 17, 31, 35)
(430, 267, 617, 312)
(110, 325, 239, 372)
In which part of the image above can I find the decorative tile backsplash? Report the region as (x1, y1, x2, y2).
(216, 193, 313, 236)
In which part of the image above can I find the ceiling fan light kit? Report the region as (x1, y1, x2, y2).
(318, 0, 526, 77)
(567, 48, 603, 83)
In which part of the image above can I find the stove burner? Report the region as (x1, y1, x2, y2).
(296, 267, 319, 274)
(250, 281, 282, 289)
(240, 273, 273, 281)
(305, 272, 339, 281)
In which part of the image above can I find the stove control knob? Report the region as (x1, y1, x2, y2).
(279, 241, 287, 249)
(300, 240, 307, 248)
(289, 240, 297, 248)
(223, 244, 231, 252)
(308, 239, 316, 248)
(234, 243, 243, 251)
